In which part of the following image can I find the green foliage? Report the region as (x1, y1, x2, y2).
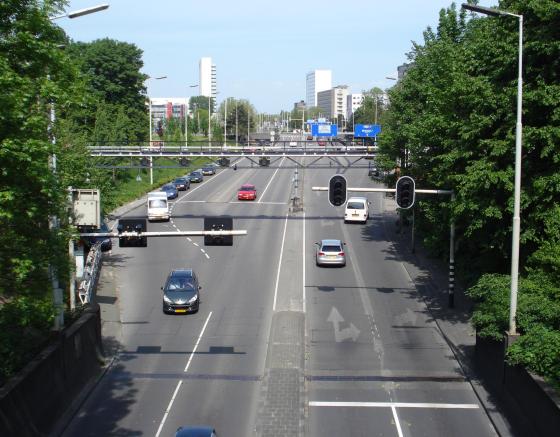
(507, 326, 560, 389)
(65, 39, 148, 142)
(0, 295, 55, 384)
(0, 0, 78, 296)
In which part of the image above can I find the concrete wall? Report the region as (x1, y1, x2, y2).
(475, 335, 560, 436)
(0, 304, 103, 437)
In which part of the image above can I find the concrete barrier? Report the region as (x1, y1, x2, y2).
(475, 334, 560, 436)
(0, 304, 103, 437)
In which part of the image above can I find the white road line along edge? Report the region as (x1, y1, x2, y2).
(272, 213, 289, 312)
(309, 401, 480, 409)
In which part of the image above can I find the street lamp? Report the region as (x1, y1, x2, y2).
(147, 75, 167, 186)
(47, 3, 110, 329)
(49, 3, 109, 20)
(461, 3, 523, 336)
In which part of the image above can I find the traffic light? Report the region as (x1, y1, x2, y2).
(328, 175, 347, 207)
(117, 219, 147, 247)
(179, 157, 190, 167)
(396, 176, 415, 209)
(204, 217, 233, 246)
(259, 157, 270, 167)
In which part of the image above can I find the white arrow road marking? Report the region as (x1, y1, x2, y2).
(327, 307, 360, 342)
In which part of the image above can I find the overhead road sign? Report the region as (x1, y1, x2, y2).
(354, 124, 381, 138)
(311, 123, 338, 137)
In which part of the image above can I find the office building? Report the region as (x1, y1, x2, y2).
(346, 93, 364, 120)
(306, 70, 332, 108)
(317, 85, 348, 120)
(150, 98, 188, 125)
(199, 57, 217, 102)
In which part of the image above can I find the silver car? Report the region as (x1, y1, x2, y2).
(315, 239, 346, 267)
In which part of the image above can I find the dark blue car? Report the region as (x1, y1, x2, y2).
(161, 183, 178, 199)
(189, 170, 203, 183)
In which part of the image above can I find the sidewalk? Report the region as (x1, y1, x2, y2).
(381, 195, 518, 437)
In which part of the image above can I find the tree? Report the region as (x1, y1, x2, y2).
(65, 38, 148, 141)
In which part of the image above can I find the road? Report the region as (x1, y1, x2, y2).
(62, 157, 497, 436)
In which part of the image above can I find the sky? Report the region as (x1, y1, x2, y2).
(58, 0, 498, 113)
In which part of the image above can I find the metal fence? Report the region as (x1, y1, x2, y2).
(77, 242, 103, 305)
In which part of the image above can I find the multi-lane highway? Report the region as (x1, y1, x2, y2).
(62, 158, 497, 436)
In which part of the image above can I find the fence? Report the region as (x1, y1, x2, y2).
(77, 242, 103, 305)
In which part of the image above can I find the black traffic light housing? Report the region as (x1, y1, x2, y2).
(328, 175, 347, 207)
(204, 216, 233, 246)
(179, 157, 190, 167)
(117, 218, 147, 247)
(396, 176, 415, 209)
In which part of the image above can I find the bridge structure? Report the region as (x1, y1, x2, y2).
(88, 140, 378, 169)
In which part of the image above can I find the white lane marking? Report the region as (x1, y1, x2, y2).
(181, 200, 207, 203)
(155, 311, 213, 437)
(229, 201, 287, 205)
(184, 311, 212, 372)
(187, 237, 192, 242)
(258, 156, 285, 203)
(302, 210, 306, 313)
(392, 405, 404, 437)
(193, 242, 199, 247)
(272, 213, 289, 311)
(204, 253, 210, 259)
(309, 401, 480, 409)
(154, 380, 183, 437)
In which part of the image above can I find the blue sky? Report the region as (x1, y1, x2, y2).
(59, 0, 497, 113)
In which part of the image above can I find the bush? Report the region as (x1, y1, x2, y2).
(467, 272, 560, 387)
(506, 326, 560, 389)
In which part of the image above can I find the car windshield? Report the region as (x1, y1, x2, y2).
(167, 278, 196, 291)
(322, 245, 342, 252)
(241, 186, 254, 191)
(163, 185, 174, 190)
(149, 199, 166, 208)
(191, 172, 201, 176)
(175, 178, 186, 183)
(347, 202, 365, 209)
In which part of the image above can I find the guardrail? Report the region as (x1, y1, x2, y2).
(77, 242, 103, 305)
(87, 140, 378, 157)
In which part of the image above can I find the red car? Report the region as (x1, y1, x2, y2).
(238, 184, 257, 201)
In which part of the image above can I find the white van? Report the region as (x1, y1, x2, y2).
(147, 192, 170, 221)
(344, 197, 370, 224)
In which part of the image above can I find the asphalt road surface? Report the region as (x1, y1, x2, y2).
(62, 157, 497, 437)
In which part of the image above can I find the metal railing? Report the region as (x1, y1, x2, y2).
(77, 242, 103, 305)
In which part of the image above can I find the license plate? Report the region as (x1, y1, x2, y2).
(353, 213, 359, 216)
(175, 309, 187, 313)
(328, 255, 337, 259)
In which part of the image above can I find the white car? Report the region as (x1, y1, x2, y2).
(344, 197, 370, 224)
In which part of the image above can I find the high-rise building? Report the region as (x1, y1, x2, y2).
(199, 57, 217, 100)
(346, 93, 364, 120)
(306, 70, 332, 108)
(317, 85, 348, 120)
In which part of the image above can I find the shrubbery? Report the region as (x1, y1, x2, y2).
(467, 269, 560, 387)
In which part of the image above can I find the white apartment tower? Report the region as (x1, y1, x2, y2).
(346, 93, 364, 120)
(306, 70, 332, 108)
(199, 57, 217, 99)
(317, 85, 348, 120)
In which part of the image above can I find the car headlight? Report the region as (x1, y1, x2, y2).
(188, 295, 198, 304)
(163, 295, 172, 303)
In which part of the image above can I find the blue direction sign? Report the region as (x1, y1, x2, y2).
(355, 124, 381, 138)
(311, 123, 338, 137)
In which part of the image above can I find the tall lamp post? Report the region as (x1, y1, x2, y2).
(187, 84, 199, 147)
(48, 3, 111, 329)
(147, 75, 167, 185)
(461, 3, 523, 336)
